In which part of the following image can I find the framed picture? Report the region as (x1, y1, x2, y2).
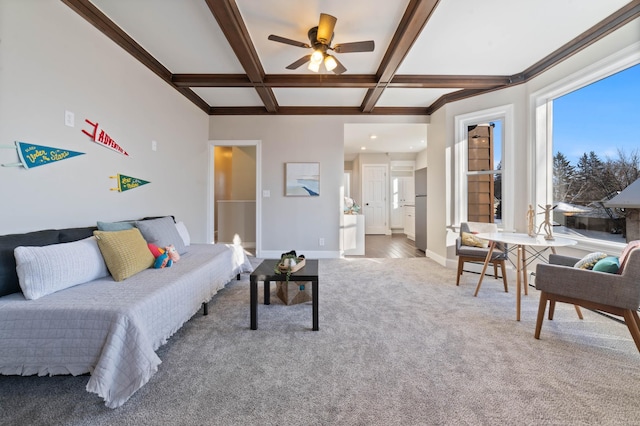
(285, 162, 320, 196)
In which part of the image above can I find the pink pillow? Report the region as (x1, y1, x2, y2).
(617, 240, 640, 274)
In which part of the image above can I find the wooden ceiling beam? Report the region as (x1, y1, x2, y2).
(204, 0, 278, 113)
(210, 106, 428, 115)
(521, 1, 640, 80)
(361, 0, 441, 112)
(61, 0, 210, 114)
(172, 74, 253, 88)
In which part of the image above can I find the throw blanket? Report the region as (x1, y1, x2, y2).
(0, 243, 252, 408)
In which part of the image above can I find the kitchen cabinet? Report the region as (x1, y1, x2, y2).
(404, 206, 415, 240)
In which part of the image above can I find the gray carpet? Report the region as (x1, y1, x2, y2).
(1, 257, 639, 425)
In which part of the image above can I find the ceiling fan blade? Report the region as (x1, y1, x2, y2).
(286, 55, 312, 70)
(331, 57, 347, 75)
(333, 40, 375, 53)
(268, 34, 310, 49)
(317, 13, 337, 44)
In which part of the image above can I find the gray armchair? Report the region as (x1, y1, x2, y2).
(455, 222, 508, 290)
(535, 249, 640, 352)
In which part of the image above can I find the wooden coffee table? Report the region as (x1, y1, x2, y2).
(249, 259, 319, 331)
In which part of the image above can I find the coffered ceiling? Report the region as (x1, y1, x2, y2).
(62, 0, 638, 116)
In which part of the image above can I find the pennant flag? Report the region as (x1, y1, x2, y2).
(110, 173, 150, 192)
(1, 141, 84, 169)
(82, 119, 129, 156)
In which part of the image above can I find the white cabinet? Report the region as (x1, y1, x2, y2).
(404, 206, 415, 240)
(391, 176, 415, 229)
(342, 215, 365, 255)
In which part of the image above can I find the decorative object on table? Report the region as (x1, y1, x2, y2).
(285, 162, 319, 196)
(527, 204, 536, 237)
(275, 250, 311, 305)
(1, 141, 84, 169)
(82, 118, 129, 156)
(344, 196, 361, 214)
(537, 204, 557, 240)
(110, 173, 150, 192)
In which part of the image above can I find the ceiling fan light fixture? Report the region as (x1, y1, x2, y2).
(310, 50, 324, 64)
(324, 55, 337, 72)
(308, 60, 321, 72)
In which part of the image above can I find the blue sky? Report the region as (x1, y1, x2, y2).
(553, 63, 640, 165)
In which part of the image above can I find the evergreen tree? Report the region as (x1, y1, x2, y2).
(553, 152, 575, 203)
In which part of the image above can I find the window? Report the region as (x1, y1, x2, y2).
(455, 105, 513, 230)
(533, 42, 640, 248)
(467, 122, 503, 223)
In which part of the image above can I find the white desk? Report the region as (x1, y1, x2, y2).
(474, 232, 577, 321)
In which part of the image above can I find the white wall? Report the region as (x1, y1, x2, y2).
(0, 1, 210, 240)
(209, 115, 427, 257)
(427, 17, 640, 266)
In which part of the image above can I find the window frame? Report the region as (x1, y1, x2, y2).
(454, 104, 514, 231)
(531, 41, 640, 252)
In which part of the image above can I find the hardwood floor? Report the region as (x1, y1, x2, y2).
(345, 234, 426, 259)
(244, 234, 424, 259)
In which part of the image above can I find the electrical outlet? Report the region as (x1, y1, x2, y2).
(319, 238, 325, 246)
(151, 140, 157, 151)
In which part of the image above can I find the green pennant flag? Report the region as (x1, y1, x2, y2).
(110, 174, 150, 192)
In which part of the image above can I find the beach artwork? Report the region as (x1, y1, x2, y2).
(285, 162, 320, 196)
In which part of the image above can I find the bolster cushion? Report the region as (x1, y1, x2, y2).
(15, 236, 109, 300)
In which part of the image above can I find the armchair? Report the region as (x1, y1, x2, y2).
(455, 222, 508, 291)
(534, 248, 640, 352)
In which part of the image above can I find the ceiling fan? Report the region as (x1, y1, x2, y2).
(268, 13, 375, 75)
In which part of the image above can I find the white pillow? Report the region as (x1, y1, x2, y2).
(15, 236, 109, 300)
(175, 221, 191, 246)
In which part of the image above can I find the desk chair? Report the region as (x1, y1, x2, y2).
(455, 222, 508, 291)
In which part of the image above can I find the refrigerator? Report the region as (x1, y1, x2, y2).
(414, 167, 427, 251)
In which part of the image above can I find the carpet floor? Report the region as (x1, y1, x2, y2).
(1, 257, 639, 425)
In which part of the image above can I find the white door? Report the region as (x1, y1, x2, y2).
(362, 164, 388, 234)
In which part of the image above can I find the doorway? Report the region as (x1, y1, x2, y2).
(208, 140, 262, 257)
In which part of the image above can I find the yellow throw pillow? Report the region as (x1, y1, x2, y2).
(94, 228, 154, 281)
(461, 231, 489, 248)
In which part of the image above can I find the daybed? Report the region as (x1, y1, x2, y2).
(0, 216, 252, 408)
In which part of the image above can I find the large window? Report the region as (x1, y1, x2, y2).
(552, 63, 639, 243)
(534, 43, 639, 248)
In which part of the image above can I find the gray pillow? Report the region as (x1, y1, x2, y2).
(134, 216, 187, 254)
(97, 221, 134, 232)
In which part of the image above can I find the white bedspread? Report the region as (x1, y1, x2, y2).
(0, 243, 252, 408)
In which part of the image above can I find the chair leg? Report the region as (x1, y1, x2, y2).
(574, 305, 583, 320)
(622, 309, 640, 353)
(499, 260, 508, 292)
(535, 291, 548, 339)
(456, 258, 464, 286)
(548, 300, 556, 320)
(493, 263, 498, 279)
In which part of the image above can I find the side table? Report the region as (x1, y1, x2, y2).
(249, 259, 319, 331)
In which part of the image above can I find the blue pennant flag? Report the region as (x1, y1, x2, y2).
(3, 141, 85, 169)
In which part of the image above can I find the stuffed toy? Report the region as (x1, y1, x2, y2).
(165, 245, 180, 263)
(154, 252, 173, 269)
(148, 243, 173, 269)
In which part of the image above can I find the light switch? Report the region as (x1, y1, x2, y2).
(263, 190, 270, 197)
(151, 140, 157, 151)
(64, 110, 75, 127)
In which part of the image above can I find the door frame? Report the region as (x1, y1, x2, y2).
(208, 140, 262, 257)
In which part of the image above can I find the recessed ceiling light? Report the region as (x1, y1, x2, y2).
(370, 134, 377, 139)
(361, 146, 367, 150)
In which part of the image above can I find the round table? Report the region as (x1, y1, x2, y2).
(474, 232, 577, 321)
